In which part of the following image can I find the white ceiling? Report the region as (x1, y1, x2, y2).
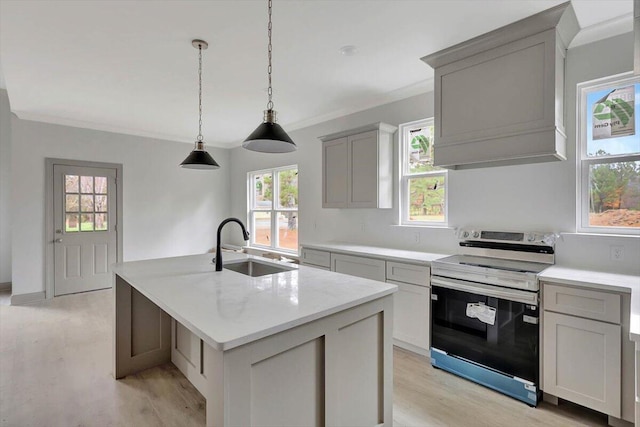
(0, 0, 633, 148)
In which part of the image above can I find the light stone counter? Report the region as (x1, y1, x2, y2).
(300, 241, 447, 265)
(112, 252, 397, 426)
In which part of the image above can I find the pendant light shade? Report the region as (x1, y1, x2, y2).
(243, 0, 297, 153)
(180, 39, 220, 170)
(180, 141, 220, 169)
(243, 109, 296, 153)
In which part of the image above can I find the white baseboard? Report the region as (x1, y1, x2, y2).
(11, 291, 45, 305)
(0, 282, 11, 291)
(393, 339, 430, 357)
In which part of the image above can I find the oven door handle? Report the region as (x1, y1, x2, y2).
(431, 276, 538, 306)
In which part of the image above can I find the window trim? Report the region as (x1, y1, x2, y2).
(247, 164, 299, 253)
(576, 72, 640, 235)
(398, 118, 448, 227)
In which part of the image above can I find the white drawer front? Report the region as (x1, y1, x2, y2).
(386, 261, 430, 287)
(331, 253, 386, 282)
(300, 248, 331, 268)
(543, 283, 621, 324)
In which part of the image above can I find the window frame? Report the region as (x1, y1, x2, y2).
(247, 164, 299, 253)
(576, 72, 640, 235)
(398, 118, 448, 227)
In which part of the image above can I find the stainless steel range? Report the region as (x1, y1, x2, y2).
(430, 229, 556, 406)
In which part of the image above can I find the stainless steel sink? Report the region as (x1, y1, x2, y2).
(224, 260, 294, 277)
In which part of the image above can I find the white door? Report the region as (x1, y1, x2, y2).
(53, 165, 117, 296)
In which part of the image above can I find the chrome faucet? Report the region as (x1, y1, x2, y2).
(214, 217, 250, 271)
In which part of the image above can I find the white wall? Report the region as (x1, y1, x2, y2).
(11, 118, 231, 296)
(0, 89, 11, 284)
(229, 32, 639, 275)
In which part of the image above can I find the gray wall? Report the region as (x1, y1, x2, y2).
(10, 118, 231, 296)
(229, 32, 639, 275)
(0, 89, 11, 284)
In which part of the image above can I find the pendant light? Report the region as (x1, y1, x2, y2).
(243, 0, 297, 153)
(180, 40, 220, 169)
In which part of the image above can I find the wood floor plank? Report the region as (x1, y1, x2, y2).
(0, 289, 610, 426)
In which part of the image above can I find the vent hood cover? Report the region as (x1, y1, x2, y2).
(421, 2, 579, 169)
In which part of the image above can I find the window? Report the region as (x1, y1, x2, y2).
(64, 174, 108, 232)
(578, 74, 640, 234)
(248, 165, 298, 252)
(399, 118, 447, 225)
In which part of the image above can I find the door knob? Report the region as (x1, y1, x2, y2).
(54, 238, 63, 243)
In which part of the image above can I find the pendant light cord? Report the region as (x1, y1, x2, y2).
(266, 0, 273, 111)
(197, 43, 204, 143)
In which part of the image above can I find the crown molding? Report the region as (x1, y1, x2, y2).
(570, 12, 633, 48)
(226, 78, 435, 149)
(12, 110, 229, 148)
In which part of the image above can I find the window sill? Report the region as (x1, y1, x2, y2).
(243, 246, 300, 262)
(391, 224, 454, 230)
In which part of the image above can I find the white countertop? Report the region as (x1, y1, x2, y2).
(539, 266, 640, 342)
(300, 242, 447, 265)
(111, 253, 397, 351)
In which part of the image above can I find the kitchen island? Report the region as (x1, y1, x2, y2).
(112, 253, 397, 427)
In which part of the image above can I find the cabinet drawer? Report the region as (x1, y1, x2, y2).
(300, 248, 331, 268)
(386, 262, 430, 287)
(331, 253, 386, 282)
(543, 284, 621, 324)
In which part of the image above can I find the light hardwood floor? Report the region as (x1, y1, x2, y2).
(0, 290, 608, 427)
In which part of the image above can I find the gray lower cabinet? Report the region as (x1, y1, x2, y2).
(543, 311, 621, 417)
(331, 253, 386, 282)
(301, 246, 431, 355)
(387, 280, 429, 354)
(542, 282, 634, 423)
(320, 123, 396, 209)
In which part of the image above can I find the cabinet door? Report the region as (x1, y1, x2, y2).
(347, 130, 379, 208)
(387, 280, 429, 352)
(543, 311, 621, 417)
(300, 248, 331, 269)
(331, 253, 385, 282)
(322, 137, 348, 208)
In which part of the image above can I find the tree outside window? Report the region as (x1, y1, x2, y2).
(399, 118, 447, 225)
(578, 75, 640, 233)
(248, 166, 299, 252)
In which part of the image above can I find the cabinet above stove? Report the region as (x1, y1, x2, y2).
(421, 1, 579, 169)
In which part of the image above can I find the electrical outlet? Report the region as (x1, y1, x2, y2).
(610, 245, 624, 261)
(360, 222, 366, 232)
(413, 232, 420, 244)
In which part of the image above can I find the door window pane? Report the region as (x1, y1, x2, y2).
(65, 195, 79, 212)
(80, 176, 94, 193)
(80, 214, 94, 231)
(588, 160, 640, 228)
(80, 195, 94, 212)
(66, 214, 79, 232)
(278, 169, 298, 209)
(408, 176, 446, 222)
(65, 175, 79, 193)
(252, 173, 273, 209)
(95, 195, 108, 212)
(253, 212, 271, 246)
(94, 176, 107, 194)
(277, 212, 297, 251)
(95, 213, 108, 231)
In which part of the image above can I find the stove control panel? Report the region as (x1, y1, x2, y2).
(457, 229, 556, 246)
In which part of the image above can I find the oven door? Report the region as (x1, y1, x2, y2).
(431, 276, 540, 383)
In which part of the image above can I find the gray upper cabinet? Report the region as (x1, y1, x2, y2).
(421, 2, 579, 169)
(320, 123, 396, 208)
